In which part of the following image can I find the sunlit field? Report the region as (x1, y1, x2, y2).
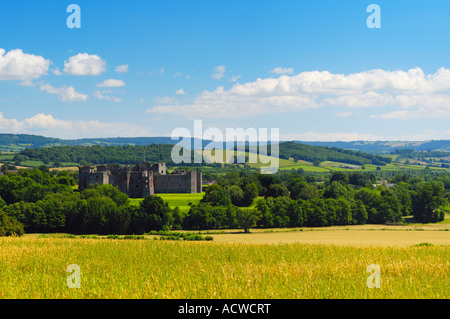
(0, 226, 448, 299)
(129, 193, 204, 213)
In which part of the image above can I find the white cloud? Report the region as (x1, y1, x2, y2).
(270, 67, 294, 75)
(153, 96, 178, 104)
(148, 67, 450, 119)
(175, 89, 186, 95)
(174, 71, 193, 80)
(0, 112, 151, 139)
(334, 111, 353, 118)
(97, 79, 125, 87)
(51, 68, 62, 76)
(115, 64, 129, 73)
(93, 90, 122, 102)
(40, 83, 87, 102)
(0, 48, 50, 82)
(229, 75, 241, 82)
(63, 53, 106, 76)
(212, 65, 226, 80)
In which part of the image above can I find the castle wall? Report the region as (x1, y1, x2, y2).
(79, 163, 200, 196)
(87, 171, 109, 187)
(78, 170, 91, 190)
(153, 170, 200, 193)
(109, 170, 130, 195)
(197, 171, 203, 193)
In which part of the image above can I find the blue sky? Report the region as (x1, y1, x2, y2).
(2, 0, 450, 140)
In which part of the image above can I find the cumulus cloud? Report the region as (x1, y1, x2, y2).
(64, 53, 106, 75)
(229, 75, 241, 82)
(115, 64, 129, 73)
(96, 79, 125, 87)
(0, 112, 151, 139)
(51, 67, 62, 76)
(0, 48, 50, 82)
(148, 67, 450, 119)
(334, 111, 353, 118)
(212, 65, 226, 80)
(270, 67, 294, 75)
(93, 90, 122, 102)
(175, 89, 186, 95)
(40, 83, 88, 102)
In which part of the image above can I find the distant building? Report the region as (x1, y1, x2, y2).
(373, 180, 395, 188)
(78, 162, 202, 197)
(338, 164, 360, 170)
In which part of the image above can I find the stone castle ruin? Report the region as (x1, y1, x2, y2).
(78, 162, 202, 197)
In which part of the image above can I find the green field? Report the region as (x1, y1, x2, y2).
(130, 193, 205, 213)
(0, 231, 448, 298)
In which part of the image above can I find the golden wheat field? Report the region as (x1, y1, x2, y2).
(0, 231, 448, 299)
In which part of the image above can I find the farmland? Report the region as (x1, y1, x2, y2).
(0, 230, 448, 299)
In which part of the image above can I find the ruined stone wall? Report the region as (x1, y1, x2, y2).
(87, 171, 109, 188)
(109, 170, 130, 195)
(125, 171, 154, 198)
(78, 167, 93, 190)
(153, 170, 200, 193)
(196, 171, 202, 193)
(79, 162, 195, 196)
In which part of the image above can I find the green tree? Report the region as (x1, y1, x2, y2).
(287, 177, 308, 200)
(329, 171, 349, 185)
(138, 195, 174, 231)
(242, 182, 259, 207)
(255, 198, 273, 228)
(227, 185, 245, 206)
(236, 208, 259, 233)
(265, 183, 289, 198)
(0, 210, 24, 236)
(202, 184, 232, 206)
(323, 181, 348, 199)
(297, 184, 320, 201)
(83, 196, 118, 234)
(182, 202, 217, 230)
(412, 182, 446, 223)
(172, 207, 184, 230)
(351, 199, 368, 225)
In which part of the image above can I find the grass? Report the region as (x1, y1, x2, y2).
(129, 193, 205, 213)
(0, 236, 448, 299)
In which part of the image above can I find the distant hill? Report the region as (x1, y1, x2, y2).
(278, 141, 391, 166)
(297, 140, 450, 153)
(0, 134, 206, 151)
(2, 133, 449, 169)
(15, 140, 391, 167)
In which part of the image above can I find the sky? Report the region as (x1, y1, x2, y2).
(2, 0, 450, 141)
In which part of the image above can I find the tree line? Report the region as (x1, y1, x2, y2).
(182, 170, 448, 232)
(0, 168, 448, 236)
